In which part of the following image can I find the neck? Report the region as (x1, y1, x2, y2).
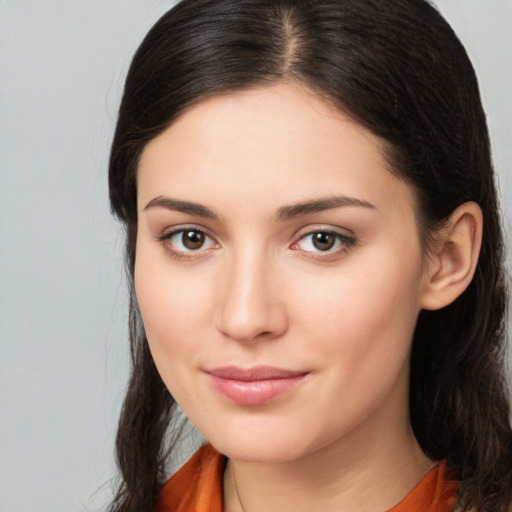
(223, 409, 434, 512)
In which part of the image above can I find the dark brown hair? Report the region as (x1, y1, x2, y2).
(108, 1, 511, 510)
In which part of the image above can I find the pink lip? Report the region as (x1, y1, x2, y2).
(205, 366, 308, 406)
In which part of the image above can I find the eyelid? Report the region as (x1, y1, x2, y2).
(293, 224, 355, 239)
(156, 224, 219, 259)
(290, 225, 357, 257)
(159, 223, 206, 238)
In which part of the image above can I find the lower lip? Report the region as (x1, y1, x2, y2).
(207, 374, 307, 406)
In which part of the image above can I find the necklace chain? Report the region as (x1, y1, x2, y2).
(231, 463, 248, 512)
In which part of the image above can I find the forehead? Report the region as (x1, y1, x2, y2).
(137, 82, 416, 219)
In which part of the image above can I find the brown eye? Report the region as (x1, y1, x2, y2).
(182, 230, 205, 250)
(159, 227, 217, 258)
(312, 232, 336, 251)
(293, 230, 356, 257)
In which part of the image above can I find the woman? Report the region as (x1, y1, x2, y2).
(108, 0, 512, 511)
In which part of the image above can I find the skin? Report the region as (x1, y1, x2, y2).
(135, 82, 482, 511)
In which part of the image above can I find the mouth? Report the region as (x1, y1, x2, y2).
(204, 366, 309, 406)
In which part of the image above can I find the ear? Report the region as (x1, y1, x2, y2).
(420, 201, 483, 311)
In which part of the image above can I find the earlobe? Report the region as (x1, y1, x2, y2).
(420, 202, 483, 311)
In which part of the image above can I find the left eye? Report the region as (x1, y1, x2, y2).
(294, 231, 354, 253)
(163, 229, 216, 253)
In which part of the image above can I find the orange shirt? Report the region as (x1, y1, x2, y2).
(158, 444, 458, 512)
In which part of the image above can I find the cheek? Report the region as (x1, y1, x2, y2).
(298, 254, 421, 329)
(134, 256, 216, 411)
(134, 245, 214, 368)
(294, 245, 424, 381)
(286, 264, 422, 441)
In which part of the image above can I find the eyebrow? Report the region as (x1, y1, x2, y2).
(276, 196, 376, 221)
(144, 196, 218, 218)
(143, 195, 376, 221)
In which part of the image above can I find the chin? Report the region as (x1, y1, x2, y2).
(198, 422, 326, 464)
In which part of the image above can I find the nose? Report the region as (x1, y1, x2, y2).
(214, 249, 288, 343)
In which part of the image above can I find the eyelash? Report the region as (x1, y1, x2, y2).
(291, 230, 357, 259)
(156, 226, 357, 261)
(156, 226, 218, 261)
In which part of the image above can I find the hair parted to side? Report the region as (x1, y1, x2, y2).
(108, 1, 512, 511)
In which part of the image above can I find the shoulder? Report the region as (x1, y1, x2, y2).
(158, 444, 226, 512)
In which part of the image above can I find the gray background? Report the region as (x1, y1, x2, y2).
(0, 1, 510, 511)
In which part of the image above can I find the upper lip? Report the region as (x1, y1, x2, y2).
(204, 366, 308, 381)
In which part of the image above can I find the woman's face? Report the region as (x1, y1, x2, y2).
(135, 83, 432, 463)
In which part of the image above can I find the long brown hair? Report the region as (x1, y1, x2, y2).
(108, 1, 511, 510)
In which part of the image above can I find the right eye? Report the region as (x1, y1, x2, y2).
(158, 228, 218, 258)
